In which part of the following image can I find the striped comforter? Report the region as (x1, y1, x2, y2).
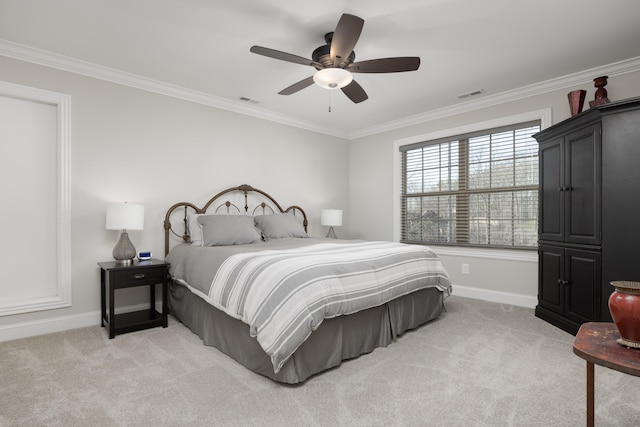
(206, 241, 450, 373)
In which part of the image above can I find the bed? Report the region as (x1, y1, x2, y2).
(163, 184, 451, 384)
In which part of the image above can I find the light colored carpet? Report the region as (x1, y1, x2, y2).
(1, 296, 639, 426)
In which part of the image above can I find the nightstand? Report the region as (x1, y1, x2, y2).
(98, 259, 169, 339)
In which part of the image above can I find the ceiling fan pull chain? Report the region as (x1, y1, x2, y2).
(328, 90, 332, 113)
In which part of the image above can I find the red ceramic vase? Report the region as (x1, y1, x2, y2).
(609, 281, 640, 348)
(568, 90, 586, 116)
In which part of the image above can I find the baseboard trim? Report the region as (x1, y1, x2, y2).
(452, 284, 537, 309)
(0, 302, 162, 342)
(0, 311, 99, 342)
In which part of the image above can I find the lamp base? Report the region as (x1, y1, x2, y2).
(325, 226, 338, 239)
(113, 231, 136, 264)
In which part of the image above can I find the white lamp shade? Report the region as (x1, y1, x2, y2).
(106, 203, 145, 231)
(313, 68, 353, 90)
(321, 209, 343, 227)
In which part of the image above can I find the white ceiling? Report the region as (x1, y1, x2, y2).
(2, 0, 640, 139)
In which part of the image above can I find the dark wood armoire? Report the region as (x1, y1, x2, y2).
(534, 96, 640, 335)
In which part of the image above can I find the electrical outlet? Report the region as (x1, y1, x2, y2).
(462, 263, 470, 274)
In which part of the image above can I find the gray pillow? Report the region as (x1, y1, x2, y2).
(254, 214, 308, 240)
(197, 215, 262, 246)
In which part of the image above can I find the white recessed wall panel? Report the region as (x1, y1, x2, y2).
(0, 82, 71, 316)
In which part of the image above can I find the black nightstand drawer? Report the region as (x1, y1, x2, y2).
(113, 267, 164, 288)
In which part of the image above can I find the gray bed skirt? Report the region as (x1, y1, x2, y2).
(169, 281, 445, 384)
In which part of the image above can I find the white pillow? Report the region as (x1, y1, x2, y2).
(187, 212, 204, 246)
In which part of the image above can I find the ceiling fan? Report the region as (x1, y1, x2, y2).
(250, 13, 420, 104)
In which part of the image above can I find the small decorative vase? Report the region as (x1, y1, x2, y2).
(588, 76, 611, 108)
(568, 90, 587, 116)
(609, 281, 640, 348)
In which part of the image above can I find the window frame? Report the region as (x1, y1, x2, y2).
(393, 109, 552, 251)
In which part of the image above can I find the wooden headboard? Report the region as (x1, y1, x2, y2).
(163, 184, 308, 256)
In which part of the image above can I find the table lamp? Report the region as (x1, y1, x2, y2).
(106, 202, 144, 265)
(321, 209, 342, 239)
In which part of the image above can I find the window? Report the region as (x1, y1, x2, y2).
(400, 121, 540, 249)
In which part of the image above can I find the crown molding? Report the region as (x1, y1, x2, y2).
(348, 56, 640, 139)
(0, 39, 349, 139)
(2, 39, 639, 141)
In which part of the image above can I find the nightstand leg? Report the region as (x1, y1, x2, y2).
(100, 269, 106, 327)
(162, 274, 168, 327)
(150, 283, 156, 313)
(108, 272, 115, 339)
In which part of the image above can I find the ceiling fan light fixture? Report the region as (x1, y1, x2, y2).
(313, 68, 352, 90)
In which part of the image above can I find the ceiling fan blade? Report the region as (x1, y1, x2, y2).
(278, 76, 315, 95)
(341, 80, 368, 103)
(250, 46, 321, 68)
(330, 14, 364, 66)
(348, 57, 421, 73)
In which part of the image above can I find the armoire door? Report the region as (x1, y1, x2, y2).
(563, 124, 601, 245)
(538, 244, 564, 314)
(564, 248, 601, 324)
(539, 138, 563, 242)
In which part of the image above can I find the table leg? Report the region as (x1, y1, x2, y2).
(150, 283, 156, 312)
(586, 361, 594, 427)
(100, 269, 106, 327)
(162, 273, 168, 327)
(108, 272, 115, 339)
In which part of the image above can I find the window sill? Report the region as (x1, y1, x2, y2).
(428, 245, 537, 263)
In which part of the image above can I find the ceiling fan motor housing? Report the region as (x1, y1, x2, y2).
(312, 33, 356, 70)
